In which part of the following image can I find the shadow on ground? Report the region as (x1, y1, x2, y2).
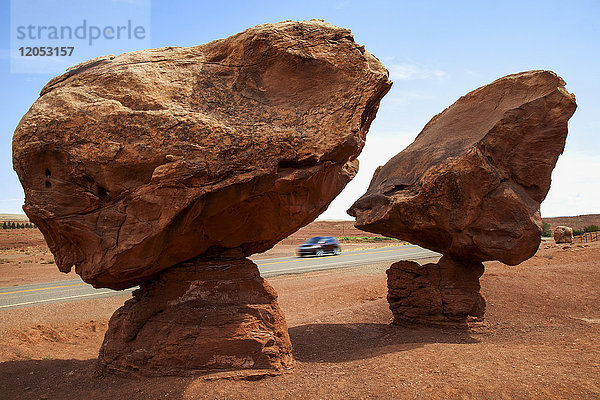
(0, 323, 478, 399)
(0, 358, 192, 400)
(289, 322, 478, 363)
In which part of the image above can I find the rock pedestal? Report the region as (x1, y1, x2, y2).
(99, 258, 292, 375)
(386, 256, 485, 325)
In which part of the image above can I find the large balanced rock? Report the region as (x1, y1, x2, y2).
(554, 226, 574, 244)
(12, 20, 391, 290)
(13, 20, 391, 375)
(349, 70, 576, 323)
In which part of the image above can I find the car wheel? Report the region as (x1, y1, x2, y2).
(333, 247, 341, 255)
(316, 249, 324, 257)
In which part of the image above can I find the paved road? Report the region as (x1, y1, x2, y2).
(0, 245, 439, 310)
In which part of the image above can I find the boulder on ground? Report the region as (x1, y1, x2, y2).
(554, 226, 574, 244)
(13, 20, 391, 290)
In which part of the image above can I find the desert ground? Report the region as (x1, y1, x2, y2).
(0, 223, 599, 399)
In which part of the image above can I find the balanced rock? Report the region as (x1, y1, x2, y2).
(13, 20, 391, 290)
(349, 70, 576, 323)
(13, 20, 390, 375)
(554, 226, 574, 244)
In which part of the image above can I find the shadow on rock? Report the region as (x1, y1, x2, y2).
(289, 322, 478, 363)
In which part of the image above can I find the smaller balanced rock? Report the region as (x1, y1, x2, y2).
(349, 70, 576, 324)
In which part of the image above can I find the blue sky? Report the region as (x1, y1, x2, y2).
(1, 0, 598, 218)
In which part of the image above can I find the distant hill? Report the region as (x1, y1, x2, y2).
(0, 214, 29, 222)
(542, 214, 600, 231)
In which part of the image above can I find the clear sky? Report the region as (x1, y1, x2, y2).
(1, 0, 598, 219)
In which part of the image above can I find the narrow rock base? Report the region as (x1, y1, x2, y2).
(386, 256, 486, 325)
(98, 258, 293, 376)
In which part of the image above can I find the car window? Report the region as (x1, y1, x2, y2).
(306, 237, 321, 244)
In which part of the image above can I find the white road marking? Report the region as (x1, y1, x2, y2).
(0, 290, 132, 309)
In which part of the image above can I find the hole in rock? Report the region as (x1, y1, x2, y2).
(97, 186, 110, 202)
(278, 157, 319, 169)
(207, 52, 228, 63)
(45, 181, 51, 188)
(45, 168, 51, 178)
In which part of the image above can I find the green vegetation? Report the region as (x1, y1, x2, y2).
(542, 221, 552, 237)
(338, 236, 401, 243)
(573, 224, 600, 236)
(1, 221, 35, 229)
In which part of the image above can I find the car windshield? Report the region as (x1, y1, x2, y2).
(305, 237, 324, 244)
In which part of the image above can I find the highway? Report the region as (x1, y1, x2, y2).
(0, 245, 439, 310)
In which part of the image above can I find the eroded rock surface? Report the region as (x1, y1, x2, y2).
(554, 226, 574, 244)
(99, 258, 292, 375)
(349, 70, 576, 323)
(13, 19, 391, 290)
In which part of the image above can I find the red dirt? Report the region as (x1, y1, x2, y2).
(0, 229, 79, 286)
(0, 231, 599, 399)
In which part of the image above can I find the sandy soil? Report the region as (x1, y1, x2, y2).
(0, 233, 598, 399)
(0, 229, 79, 287)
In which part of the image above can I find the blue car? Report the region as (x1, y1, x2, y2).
(296, 236, 341, 257)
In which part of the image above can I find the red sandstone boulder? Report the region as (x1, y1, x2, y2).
(349, 70, 576, 265)
(13, 20, 391, 290)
